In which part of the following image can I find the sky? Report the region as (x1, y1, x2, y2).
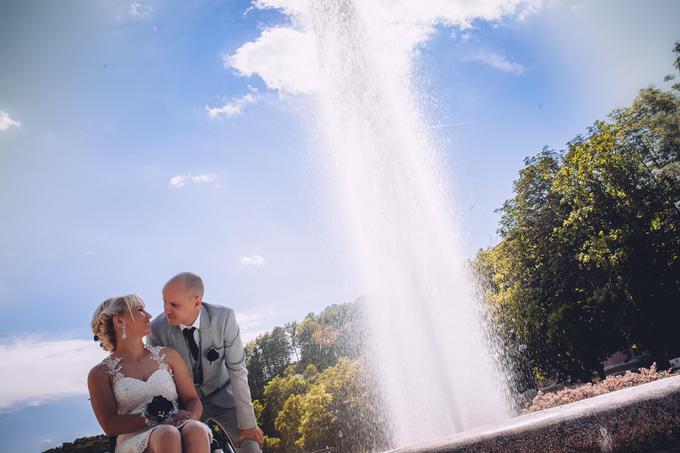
(1, 0, 679, 450)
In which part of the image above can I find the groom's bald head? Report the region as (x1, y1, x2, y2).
(162, 272, 204, 326)
(166, 272, 204, 298)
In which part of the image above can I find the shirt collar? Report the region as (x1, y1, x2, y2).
(179, 308, 201, 331)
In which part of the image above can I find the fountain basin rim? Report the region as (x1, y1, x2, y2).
(386, 374, 680, 452)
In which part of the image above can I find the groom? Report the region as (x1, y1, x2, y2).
(148, 272, 264, 452)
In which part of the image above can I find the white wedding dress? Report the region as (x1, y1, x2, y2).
(101, 345, 211, 453)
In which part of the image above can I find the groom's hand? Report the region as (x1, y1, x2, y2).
(237, 426, 264, 448)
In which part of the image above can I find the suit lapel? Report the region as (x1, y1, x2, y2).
(198, 304, 211, 375)
(171, 324, 193, 368)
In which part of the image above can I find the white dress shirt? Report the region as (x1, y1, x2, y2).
(180, 311, 201, 345)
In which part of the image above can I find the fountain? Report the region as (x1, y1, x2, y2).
(309, 0, 511, 448)
(234, 1, 680, 451)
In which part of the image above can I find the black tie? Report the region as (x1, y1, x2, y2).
(183, 327, 199, 362)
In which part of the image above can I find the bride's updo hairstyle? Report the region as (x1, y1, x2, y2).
(91, 294, 145, 351)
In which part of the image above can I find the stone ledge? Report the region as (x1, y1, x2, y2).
(388, 375, 680, 453)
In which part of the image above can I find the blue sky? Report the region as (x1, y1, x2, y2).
(1, 0, 679, 450)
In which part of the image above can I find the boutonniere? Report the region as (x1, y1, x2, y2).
(206, 347, 219, 365)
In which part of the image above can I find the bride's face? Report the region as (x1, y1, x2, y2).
(119, 305, 152, 337)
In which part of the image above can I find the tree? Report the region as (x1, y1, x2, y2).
(275, 394, 306, 453)
(246, 327, 292, 400)
(261, 370, 309, 437)
(295, 302, 367, 372)
(284, 321, 300, 362)
(295, 314, 338, 372)
(662, 40, 680, 91)
(296, 358, 389, 453)
(476, 44, 680, 383)
(245, 341, 267, 401)
(243, 300, 374, 447)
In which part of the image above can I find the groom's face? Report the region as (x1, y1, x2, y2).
(162, 280, 201, 326)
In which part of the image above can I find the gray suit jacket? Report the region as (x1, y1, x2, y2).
(147, 302, 257, 429)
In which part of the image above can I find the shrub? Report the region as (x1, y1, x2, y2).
(526, 364, 674, 412)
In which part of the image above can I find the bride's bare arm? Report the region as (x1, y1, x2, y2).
(87, 364, 148, 436)
(163, 347, 203, 422)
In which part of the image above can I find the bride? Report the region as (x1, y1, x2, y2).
(88, 294, 212, 453)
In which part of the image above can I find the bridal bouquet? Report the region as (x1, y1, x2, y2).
(144, 395, 176, 424)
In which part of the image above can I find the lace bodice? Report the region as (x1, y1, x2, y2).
(102, 345, 178, 416)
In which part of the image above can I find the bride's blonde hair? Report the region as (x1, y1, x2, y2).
(91, 294, 145, 352)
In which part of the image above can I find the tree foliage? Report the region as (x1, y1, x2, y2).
(279, 358, 388, 453)
(475, 43, 680, 385)
(246, 326, 293, 400)
(243, 300, 388, 453)
(261, 368, 309, 436)
(296, 303, 366, 373)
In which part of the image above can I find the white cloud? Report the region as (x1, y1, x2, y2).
(129, 3, 153, 18)
(206, 93, 258, 119)
(471, 50, 526, 75)
(227, 0, 541, 95)
(0, 111, 22, 131)
(240, 255, 265, 267)
(192, 174, 218, 184)
(170, 174, 220, 188)
(227, 27, 320, 95)
(0, 339, 108, 411)
(170, 175, 188, 187)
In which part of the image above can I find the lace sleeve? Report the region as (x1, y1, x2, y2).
(146, 345, 173, 376)
(102, 356, 123, 385)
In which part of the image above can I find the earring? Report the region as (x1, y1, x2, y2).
(122, 323, 127, 340)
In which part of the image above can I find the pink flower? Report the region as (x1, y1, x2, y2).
(525, 364, 674, 413)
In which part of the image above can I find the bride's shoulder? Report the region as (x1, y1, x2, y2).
(88, 361, 113, 385)
(89, 361, 108, 375)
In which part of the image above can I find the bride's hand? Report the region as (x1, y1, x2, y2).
(170, 410, 196, 426)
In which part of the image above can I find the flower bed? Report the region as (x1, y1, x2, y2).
(525, 364, 675, 413)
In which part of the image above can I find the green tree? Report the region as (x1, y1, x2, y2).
(295, 302, 367, 372)
(261, 371, 309, 437)
(245, 341, 267, 401)
(295, 314, 338, 372)
(284, 321, 300, 362)
(476, 44, 680, 383)
(296, 358, 389, 452)
(302, 363, 319, 383)
(246, 327, 292, 400)
(262, 436, 281, 453)
(275, 393, 306, 453)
